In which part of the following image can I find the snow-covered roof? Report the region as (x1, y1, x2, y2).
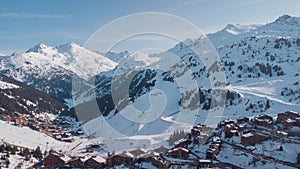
(92, 156, 106, 163)
(242, 133, 254, 138)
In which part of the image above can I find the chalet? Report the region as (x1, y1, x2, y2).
(129, 148, 146, 157)
(277, 111, 300, 123)
(253, 114, 273, 128)
(85, 156, 106, 168)
(137, 151, 159, 162)
(167, 147, 189, 159)
(218, 119, 235, 128)
(209, 143, 220, 153)
(152, 145, 168, 154)
(225, 129, 239, 138)
(224, 119, 235, 125)
(68, 158, 84, 168)
(106, 151, 134, 167)
(198, 159, 212, 168)
(173, 138, 192, 148)
(275, 131, 288, 138)
(151, 156, 170, 169)
(44, 151, 71, 168)
(241, 132, 268, 146)
(206, 147, 218, 159)
(237, 116, 250, 124)
(212, 136, 222, 144)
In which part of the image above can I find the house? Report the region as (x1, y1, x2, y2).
(198, 159, 212, 168)
(173, 138, 192, 148)
(277, 111, 300, 123)
(283, 119, 296, 128)
(191, 124, 203, 136)
(167, 147, 189, 159)
(151, 156, 170, 169)
(85, 156, 106, 168)
(253, 114, 273, 128)
(212, 136, 222, 144)
(137, 151, 159, 163)
(106, 151, 134, 167)
(237, 116, 250, 124)
(225, 129, 239, 138)
(218, 119, 235, 129)
(129, 148, 146, 157)
(206, 148, 218, 159)
(68, 158, 85, 168)
(152, 145, 168, 154)
(241, 132, 268, 146)
(44, 151, 71, 168)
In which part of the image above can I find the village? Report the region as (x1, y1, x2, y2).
(0, 112, 84, 143)
(0, 110, 300, 168)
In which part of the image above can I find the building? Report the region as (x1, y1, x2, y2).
(151, 156, 170, 169)
(106, 151, 134, 167)
(85, 156, 106, 168)
(206, 148, 218, 159)
(253, 114, 274, 128)
(277, 111, 300, 123)
(44, 151, 71, 168)
(241, 132, 268, 146)
(129, 148, 146, 157)
(167, 147, 189, 159)
(198, 159, 212, 168)
(237, 116, 250, 124)
(68, 158, 85, 168)
(152, 145, 169, 154)
(297, 153, 300, 166)
(137, 151, 159, 163)
(173, 138, 192, 149)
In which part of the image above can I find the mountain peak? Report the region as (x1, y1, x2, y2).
(26, 42, 50, 53)
(270, 14, 300, 26)
(221, 23, 260, 35)
(56, 42, 82, 53)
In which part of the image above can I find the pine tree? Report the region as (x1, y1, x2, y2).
(23, 148, 30, 161)
(5, 158, 10, 168)
(34, 146, 43, 160)
(265, 100, 270, 109)
(11, 146, 17, 155)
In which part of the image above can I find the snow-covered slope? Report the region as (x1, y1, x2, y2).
(0, 74, 68, 114)
(70, 15, 300, 149)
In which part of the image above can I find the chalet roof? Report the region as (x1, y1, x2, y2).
(129, 148, 147, 156)
(168, 147, 189, 153)
(152, 145, 168, 153)
(199, 159, 212, 163)
(46, 152, 71, 162)
(286, 118, 296, 123)
(138, 151, 159, 159)
(242, 132, 254, 138)
(212, 136, 221, 143)
(116, 151, 134, 158)
(91, 156, 106, 163)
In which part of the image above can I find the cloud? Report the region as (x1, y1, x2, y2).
(0, 12, 71, 19)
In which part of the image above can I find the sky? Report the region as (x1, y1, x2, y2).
(0, 0, 300, 54)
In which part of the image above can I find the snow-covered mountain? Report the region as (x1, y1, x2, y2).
(70, 15, 300, 141)
(0, 42, 117, 102)
(0, 15, 299, 127)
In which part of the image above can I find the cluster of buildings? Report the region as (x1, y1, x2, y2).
(0, 112, 82, 143)
(216, 111, 300, 147)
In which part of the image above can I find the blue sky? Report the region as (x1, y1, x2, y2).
(0, 0, 300, 54)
